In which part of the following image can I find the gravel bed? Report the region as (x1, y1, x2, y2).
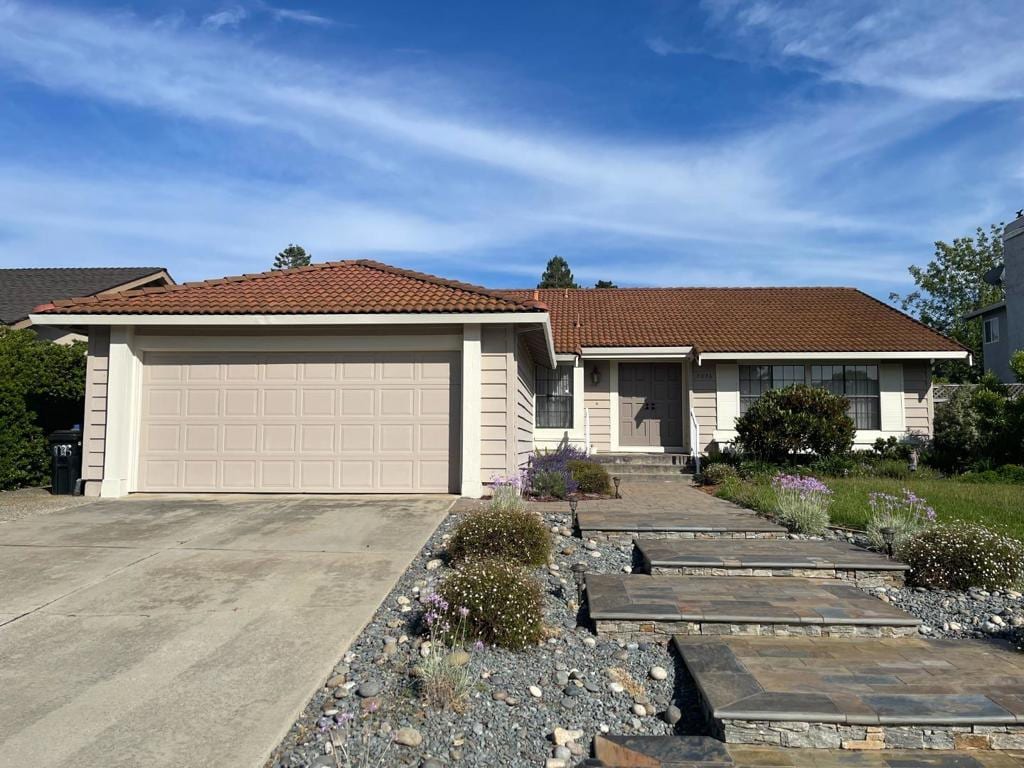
(266, 506, 698, 768)
(0, 487, 97, 524)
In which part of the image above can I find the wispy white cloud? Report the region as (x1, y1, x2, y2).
(268, 6, 333, 27)
(645, 36, 681, 57)
(201, 5, 247, 30)
(0, 1, 1018, 288)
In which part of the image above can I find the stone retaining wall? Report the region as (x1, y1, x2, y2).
(647, 565, 905, 588)
(715, 719, 1024, 751)
(594, 620, 919, 639)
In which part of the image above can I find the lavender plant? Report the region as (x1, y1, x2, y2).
(866, 488, 936, 554)
(770, 473, 832, 535)
(527, 445, 586, 496)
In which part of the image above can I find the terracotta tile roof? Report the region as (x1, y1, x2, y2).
(35, 260, 543, 315)
(503, 287, 966, 355)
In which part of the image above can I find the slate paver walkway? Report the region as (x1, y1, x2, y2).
(674, 636, 1024, 725)
(587, 574, 920, 627)
(637, 538, 908, 572)
(593, 735, 1024, 768)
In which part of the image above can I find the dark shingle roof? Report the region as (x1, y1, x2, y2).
(1, 267, 167, 324)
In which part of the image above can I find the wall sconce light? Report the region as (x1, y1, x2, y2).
(591, 366, 601, 385)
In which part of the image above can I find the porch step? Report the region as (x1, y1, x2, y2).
(578, 508, 787, 541)
(636, 538, 907, 587)
(595, 453, 694, 467)
(675, 635, 1024, 750)
(586, 574, 920, 639)
(591, 735, 1024, 766)
(611, 470, 696, 484)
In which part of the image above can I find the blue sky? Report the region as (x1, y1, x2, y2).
(0, 1, 1021, 296)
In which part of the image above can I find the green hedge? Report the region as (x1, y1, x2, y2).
(0, 328, 86, 490)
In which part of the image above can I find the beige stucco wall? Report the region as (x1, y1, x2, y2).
(82, 327, 110, 496)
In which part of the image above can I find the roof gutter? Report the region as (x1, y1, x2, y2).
(695, 350, 970, 363)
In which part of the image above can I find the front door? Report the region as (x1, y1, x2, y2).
(618, 363, 683, 447)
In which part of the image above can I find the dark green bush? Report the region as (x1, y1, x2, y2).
(530, 469, 568, 499)
(0, 328, 86, 490)
(932, 377, 1024, 472)
(902, 523, 1024, 590)
(446, 508, 552, 566)
(808, 454, 857, 477)
(567, 459, 611, 494)
(737, 459, 783, 480)
(960, 464, 1024, 485)
(436, 559, 544, 649)
(734, 385, 855, 462)
(698, 462, 738, 485)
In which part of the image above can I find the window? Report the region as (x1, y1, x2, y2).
(739, 364, 806, 414)
(984, 317, 1000, 344)
(536, 364, 574, 429)
(811, 364, 880, 430)
(738, 363, 881, 430)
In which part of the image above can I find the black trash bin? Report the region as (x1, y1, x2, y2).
(48, 428, 83, 495)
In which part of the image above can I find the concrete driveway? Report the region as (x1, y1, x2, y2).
(0, 494, 452, 768)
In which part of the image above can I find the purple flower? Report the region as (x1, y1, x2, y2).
(458, 606, 470, 618)
(473, 640, 485, 651)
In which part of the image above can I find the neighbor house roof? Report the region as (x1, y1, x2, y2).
(34, 260, 545, 316)
(1, 267, 169, 325)
(503, 287, 967, 355)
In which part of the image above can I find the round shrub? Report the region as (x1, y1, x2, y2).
(734, 385, 855, 461)
(699, 462, 738, 486)
(436, 559, 544, 649)
(446, 508, 552, 566)
(530, 469, 568, 499)
(901, 523, 1024, 590)
(568, 459, 611, 494)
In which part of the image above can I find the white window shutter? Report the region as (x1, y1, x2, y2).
(879, 363, 905, 433)
(716, 363, 739, 430)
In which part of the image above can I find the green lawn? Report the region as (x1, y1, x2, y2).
(716, 475, 1024, 540)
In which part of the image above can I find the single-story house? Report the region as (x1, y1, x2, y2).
(1, 266, 174, 344)
(29, 260, 968, 498)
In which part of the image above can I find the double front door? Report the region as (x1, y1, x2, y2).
(618, 363, 683, 447)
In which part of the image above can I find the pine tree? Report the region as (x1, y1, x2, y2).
(273, 244, 312, 270)
(594, 279, 617, 288)
(538, 255, 579, 288)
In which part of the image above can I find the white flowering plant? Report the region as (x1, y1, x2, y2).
(447, 501, 551, 567)
(771, 473, 832, 535)
(866, 488, 936, 554)
(436, 558, 544, 650)
(901, 523, 1024, 590)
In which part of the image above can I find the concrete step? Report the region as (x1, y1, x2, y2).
(578, 508, 787, 541)
(604, 463, 693, 476)
(675, 635, 1024, 751)
(595, 453, 694, 467)
(590, 734, 1024, 766)
(635, 538, 908, 587)
(611, 471, 696, 485)
(586, 574, 920, 640)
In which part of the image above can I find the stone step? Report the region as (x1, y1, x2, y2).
(675, 635, 1024, 751)
(594, 453, 694, 467)
(578, 509, 787, 541)
(611, 471, 697, 485)
(604, 463, 693, 476)
(636, 538, 908, 587)
(590, 734, 1024, 767)
(586, 574, 920, 639)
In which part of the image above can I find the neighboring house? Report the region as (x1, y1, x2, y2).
(1, 267, 173, 343)
(29, 260, 967, 498)
(964, 212, 1024, 382)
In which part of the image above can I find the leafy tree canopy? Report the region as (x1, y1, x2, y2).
(594, 279, 617, 288)
(890, 224, 1005, 382)
(273, 244, 312, 271)
(538, 255, 579, 289)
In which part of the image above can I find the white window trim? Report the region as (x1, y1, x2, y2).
(535, 359, 585, 442)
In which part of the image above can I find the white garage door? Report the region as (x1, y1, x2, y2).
(137, 351, 459, 493)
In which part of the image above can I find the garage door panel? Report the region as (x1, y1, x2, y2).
(139, 350, 457, 492)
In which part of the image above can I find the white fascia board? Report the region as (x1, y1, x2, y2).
(581, 346, 693, 358)
(697, 350, 968, 361)
(29, 311, 548, 327)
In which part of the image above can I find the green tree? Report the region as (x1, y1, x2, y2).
(0, 328, 86, 490)
(273, 244, 312, 270)
(538, 256, 579, 289)
(594, 279, 617, 288)
(890, 224, 1005, 382)
(1011, 350, 1024, 383)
